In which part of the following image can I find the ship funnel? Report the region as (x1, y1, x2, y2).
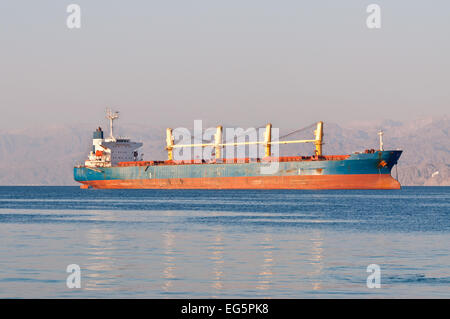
(93, 127, 103, 140)
(92, 127, 104, 155)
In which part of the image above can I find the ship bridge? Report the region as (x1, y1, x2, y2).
(84, 109, 143, 167)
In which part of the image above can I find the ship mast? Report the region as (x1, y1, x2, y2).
(378, 130, 384, 151)
(106, 108, 119, 141)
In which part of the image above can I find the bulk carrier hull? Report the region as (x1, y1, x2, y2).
(74, 150, 402, 190)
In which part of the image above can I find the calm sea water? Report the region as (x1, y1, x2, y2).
(0, 186, 448, 298)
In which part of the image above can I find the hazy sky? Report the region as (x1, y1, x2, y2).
(0, 1, 449, 130)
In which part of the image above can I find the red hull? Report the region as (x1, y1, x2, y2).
(79, 174, 401, 190)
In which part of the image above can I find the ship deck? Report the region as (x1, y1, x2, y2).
(116, 155, 351, 167)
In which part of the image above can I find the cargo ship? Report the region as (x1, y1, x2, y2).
(74, 110, 402, 189)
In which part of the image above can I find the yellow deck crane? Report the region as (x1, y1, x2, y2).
(165, 121, 324, 161)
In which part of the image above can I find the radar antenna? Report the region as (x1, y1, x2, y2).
(106, 108, 119, 141)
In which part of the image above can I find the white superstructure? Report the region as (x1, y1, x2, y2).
(84, 109, 143, 167)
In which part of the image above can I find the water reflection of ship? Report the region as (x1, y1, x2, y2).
(209, 227, 225, 295)
(308, 230, 324, 291)
(84, 223, 118, 291)
(252, 230, 324, 293)
(162, 230, 177, 293)
(256, 234, 274, 291)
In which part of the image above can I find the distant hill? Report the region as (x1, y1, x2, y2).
(0, 116, 448, 186)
